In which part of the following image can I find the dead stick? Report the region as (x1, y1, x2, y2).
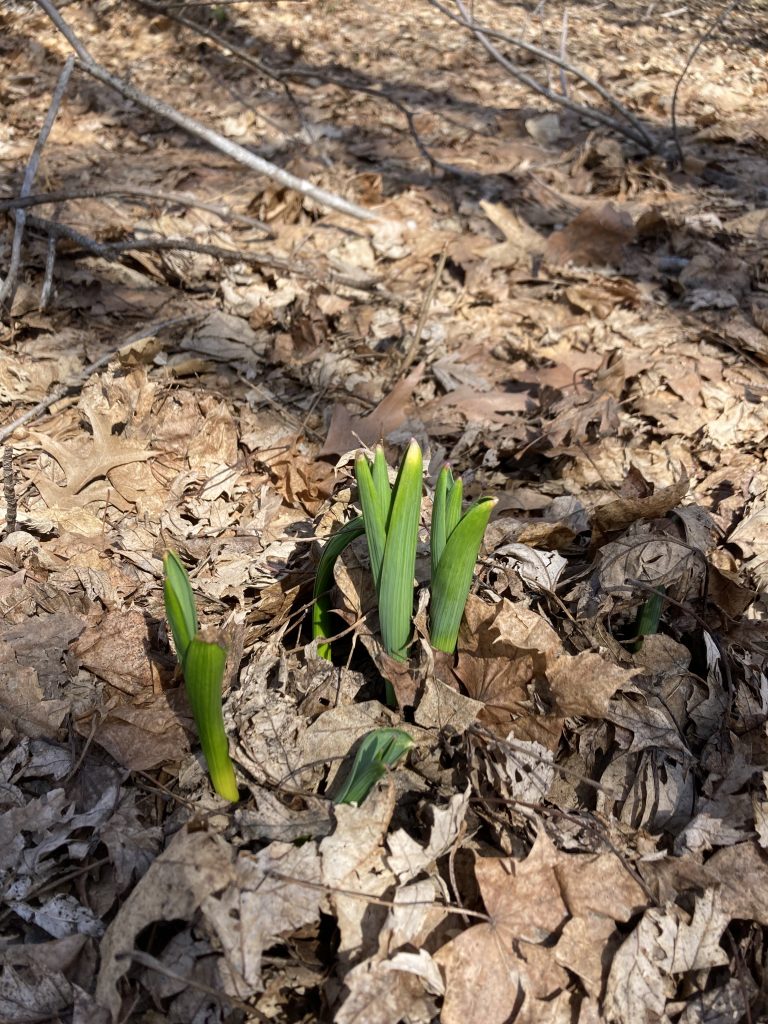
(0, 186, 274, 235)
(2, 448, 17, 536)
(23, 213, 389, 294)
(428, 0, 655, 150)
(670, 0, 740, 163)
(33, 0, 383, 224)
(0, 56, 74, 310)
(400, 249, 447, 373)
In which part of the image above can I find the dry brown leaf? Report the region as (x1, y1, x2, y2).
(202, 840, 324, 993)
(335, 958, 436, 1024)
(80, 694, 189, 771)
(320, 782, 396, 957)
(73, 610, 164, 695)
(29, 396, 153, 512)
(320, 363, 425, 456)
(437, 831, 569, 1024)
(541, 652, 640, 718)
(591, 474, 689, 537)
(95, 828, 236, 1019)
(545, 202, 635, 267)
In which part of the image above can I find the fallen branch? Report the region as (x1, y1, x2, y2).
(0, 55, 74, 311)
(0, 186, 274, 235)
(670, 0, 740, 163)
(134, 0, 468, 179)
(23, 213, 395, 296)
(427, 0, 656, 151)
(33, 0, 382, 224)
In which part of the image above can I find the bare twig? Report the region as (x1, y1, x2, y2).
(0, 315, 198, 444)
(558, 7, 570, 99)
(114, 951, 261, 1017)
(135, 0, 465, 179)
(134, 0, 313, 142)
(400, 249, 446, 373)
(427, 0, 655, 150)
(39, 205, 62, 309)
(33, 0, 382, 224)
(0, 186, 274, 235)
(0, 56, 74, 311)
(2, 447, 17, 536)
(22, 212, 388, 294)
(670, 0, 740, 163)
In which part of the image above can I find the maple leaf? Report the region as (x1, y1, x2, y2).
(436, 832, 569, 1024)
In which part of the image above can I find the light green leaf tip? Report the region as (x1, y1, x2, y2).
(378, 440, 422, 660)
(163, 550, 198, 662)
(430, 496, 497, 654)
(333, 728, 413, 805)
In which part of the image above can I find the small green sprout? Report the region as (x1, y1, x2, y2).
(430, 466, 497, 653)
(163, 551, 239, 803)
(333, 728, 413, 805)
(356, 440, 422, 661)
(630, 587, 666, 652)
(312, 442, 495, 664)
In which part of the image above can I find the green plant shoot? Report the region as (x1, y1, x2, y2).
(630, 587, 666, 653)
(312, 517, 366, 660)
(430, 466, 496, 654)
(312, 445, 495, 663)
(333, 728, 413, 805)
(163, 551, 239, 803)
(357, 440, 422, 661)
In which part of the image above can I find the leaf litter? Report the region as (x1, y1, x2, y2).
(1, 0, 768, 1021)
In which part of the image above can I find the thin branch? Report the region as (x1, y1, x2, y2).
(0, 55, 74, 311)
(135, 0, 466, 179)
(670, 0, 740, 163)
(0, 186, 274, 235)
(2, 447, 17, 536)
(39, 206, 61, 309)
(400, 248, 446, 373)
(33, 0, 383, 224)
(22, 212, 389, 294)
(427, 0, 655, 150)
(0, 315, 198, 445)
(133, 0, 312, 142)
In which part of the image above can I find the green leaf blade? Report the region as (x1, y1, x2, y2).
(431, 465, 451, 579)
(355, 455, 387, 588)
(163, 550, 198, 664)
(378, 440, 423, 660)
(312, 516, 366, 659)
(445, 475, 464, 538)
(182, 635, 239, 802)
(430, 497, 497, 654)
(371, 445, 392, 527)
(333, 728, 413, 805)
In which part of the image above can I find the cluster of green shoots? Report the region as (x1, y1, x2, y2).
(164, 552, 413, 806)
(313, 440, 496, 662)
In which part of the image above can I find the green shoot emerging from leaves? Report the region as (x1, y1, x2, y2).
(333, 728, 413, 805)
(312, 442, 495, 664)
(163, 551, 239, 803)
(430, 466, 497, 653)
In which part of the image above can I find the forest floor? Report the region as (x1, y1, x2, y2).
(1, 1, 768, 1022)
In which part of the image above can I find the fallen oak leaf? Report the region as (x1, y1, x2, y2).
(29, 401, 153, 511)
